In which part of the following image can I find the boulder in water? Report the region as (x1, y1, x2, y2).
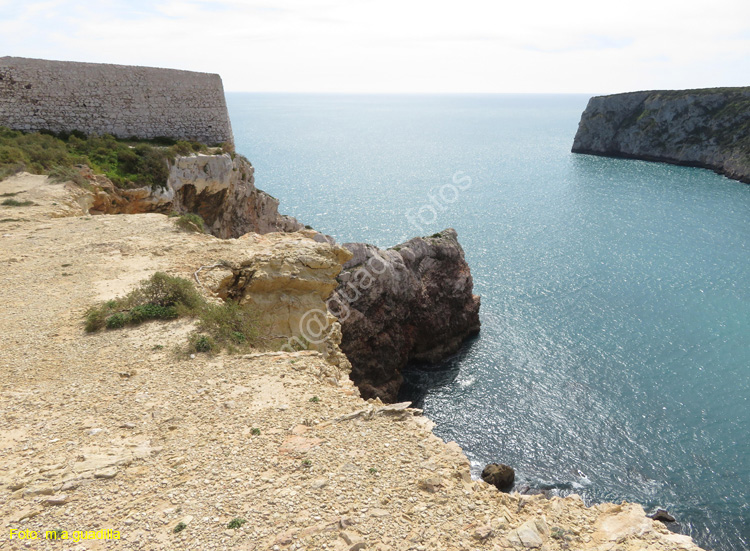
(481, 463, 515, 492)
(648, 508, 676, 523)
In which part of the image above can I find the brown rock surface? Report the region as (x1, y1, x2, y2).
(0, 177, 704, 551)
(482, 463, 516, 492)
(332, 229, 481, 402)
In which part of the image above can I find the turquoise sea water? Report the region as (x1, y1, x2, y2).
(227, 93, 750, 551)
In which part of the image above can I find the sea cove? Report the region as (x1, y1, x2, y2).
(230, 93, 750, 551)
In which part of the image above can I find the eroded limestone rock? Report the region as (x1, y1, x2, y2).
(88, 153, 302, 238)
(331, 228, 481, 402)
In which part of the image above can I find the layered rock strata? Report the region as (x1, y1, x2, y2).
(572, 87, 750, 183)
(88, 153, 302, 237)
(331, 229, 481, 402)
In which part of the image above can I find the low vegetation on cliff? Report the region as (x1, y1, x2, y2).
(0, 126, 223, 188)
(572, 87, 750, 183)
(84, 271, 261, 353)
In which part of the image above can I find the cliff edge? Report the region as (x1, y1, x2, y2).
(572, 87, 750, 183)
(88, 153, 302, 238)
(0, 177, 704, 551)
(333, 229, 481, 402)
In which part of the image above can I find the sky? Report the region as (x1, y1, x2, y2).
(1, 0, 748, 94)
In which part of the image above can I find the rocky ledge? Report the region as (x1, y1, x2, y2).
(0, 177, 705, 551)
(572, 87, 750, 183)
(88, 153, 302, 237)
(331, 229, 481, 402)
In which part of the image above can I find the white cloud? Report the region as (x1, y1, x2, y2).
(1, 0, 748, 93)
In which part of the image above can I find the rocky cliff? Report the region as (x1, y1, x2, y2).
(88, 153, 302, 237)
(572, 87, 750, 183)
(331, 229, 481, 402)
(0, 177, 704, 551)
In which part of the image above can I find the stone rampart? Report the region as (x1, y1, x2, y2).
(0, 57, 233, 146)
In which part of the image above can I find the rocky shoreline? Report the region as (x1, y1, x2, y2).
(73, 155, 483, 402)
(0, 172, 706, 550)
(572, 87, 750, 184)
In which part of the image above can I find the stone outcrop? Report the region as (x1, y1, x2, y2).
(197, 230, 354, 374)
(572, 87, 750, 183)
(0, 56, 233, 146)
(330, 228, 481, 402)
(0, 174, 705, 551)
(88, 153, 302, 238)
(481, 463, 516, 492)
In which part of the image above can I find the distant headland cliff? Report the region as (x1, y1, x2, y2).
(572, 87, 750, 183)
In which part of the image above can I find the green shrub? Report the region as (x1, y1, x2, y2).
(173, 522, 186, 534)
(195, 300, 259, 352)
(49, 165, 91, 189)
(85, 272, 202, 333)
(128, 304, 178, 324)
(0, 126, 210, 188)
(190, 334, 215, 353)
(1, 198, 35, 207)
(227, 518, 246, 530)
(105, 313, 128, 329)
(136, 271, 203, 311)
(174, 213, 205, 233)
(85, 272, 262, 354)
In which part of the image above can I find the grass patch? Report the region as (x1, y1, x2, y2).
(0, 191, 20, 197)
(309, 396, 320, 403)
(192, 301, 259, 352)
(84, 272, 202, 333)
(0, 218, 22, 223)
(189, 334, 215, 353)
(85, 272, 263, 354)
(0, 126, 222, 189)
(174, 213, 205, 233)
(173, 522, 186, 534)
(227, 518, 246, 530)
(0, 163, 25, 180)
(49, 165, 92, 189)
(251, 428, 261, 436)
(2, 198, 35, 207)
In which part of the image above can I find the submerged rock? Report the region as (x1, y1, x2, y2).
(481, 463, 515, 492)
(649, 508, 677, 523)
(330, 229, 481, 402)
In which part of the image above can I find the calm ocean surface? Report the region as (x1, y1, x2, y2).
(227, 93, 750, 551)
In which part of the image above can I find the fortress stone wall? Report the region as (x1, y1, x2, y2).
(0, 57, 233, 146)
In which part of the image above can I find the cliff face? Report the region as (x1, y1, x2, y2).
(331, 229, 481, 402)
(572, 87, 750, 183)
(199, 230, 354, 375)
(89, 153, 302, 238)
(0, 173, 705, 551)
